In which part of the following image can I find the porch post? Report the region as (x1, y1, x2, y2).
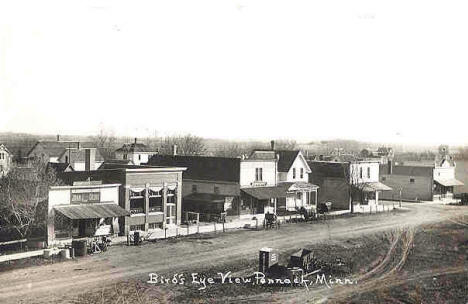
(144, 183, 149, 231)
(375, 190, 379, 205)
(315, 190, 318, 208)
(47, 208, 55, 246)
(162, 182, 167, 229)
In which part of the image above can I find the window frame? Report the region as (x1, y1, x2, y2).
(255, 168, 263, 181)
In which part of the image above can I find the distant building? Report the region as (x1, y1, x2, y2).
(360, 147, 394, 164)
(26, 137, 104, 171)
(380, 158, 464, 202)
(114, 138, 158, 165)
(309, 160, 391, 211)
(0, 144, 13, 176)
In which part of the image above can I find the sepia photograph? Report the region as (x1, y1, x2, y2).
(0, 0, 467, 303)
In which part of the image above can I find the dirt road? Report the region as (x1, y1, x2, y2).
(0, 202, 466, 303)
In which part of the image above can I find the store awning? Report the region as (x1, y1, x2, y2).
(242, 186, 288, 200)
(434, 178, 464, 187)
(358, 182, 393, 192)
(184, 193, 229, 203)
(54, 203, 130, 220)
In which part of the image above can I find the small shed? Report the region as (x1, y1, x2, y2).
(289, 249, 314, 270)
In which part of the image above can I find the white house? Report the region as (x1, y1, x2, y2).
(114, 138, 158, 165)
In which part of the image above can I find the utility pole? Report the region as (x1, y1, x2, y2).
(399, 187, 402, 208)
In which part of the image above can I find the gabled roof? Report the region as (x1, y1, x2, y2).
(47, 162, 74, 173)
(148, 155, 240, 183)
(249, 150, 277, 160)
(115, 143, 156, 153)
(276, 151, 300, 172)
(0, 144, 11, 154)
(57, 148, 104, 162)
(27, 141, 98, 158)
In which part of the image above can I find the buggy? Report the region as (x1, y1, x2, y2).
(264, 213, 280, 229)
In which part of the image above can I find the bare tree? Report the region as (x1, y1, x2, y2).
(213, 142, 264, 158)
(274, 139, 298, 150)
(91, 127, 117, 160)
(159, 134, 206, 156)
(0, 158, 63, 240)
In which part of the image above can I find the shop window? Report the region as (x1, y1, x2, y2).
(148, 222, 162, 230)
(148, 188, 162, 213)
(130, 224, 144, 231)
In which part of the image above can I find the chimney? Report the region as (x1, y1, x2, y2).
(85, 148, 96, 171)
(134, 137, 137, 144)
(388, 159, 393, 175)
(270, 140, 275, 151)
(172, 145, 177, 156)
(57, 134, 60, 141)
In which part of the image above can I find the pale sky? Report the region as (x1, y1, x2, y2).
(1, 0, 467, 145)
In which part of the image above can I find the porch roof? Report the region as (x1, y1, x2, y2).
(183, 193, 229, 203)
(241, 186, 289, 200)
(54, 203, 130, 220)
(434, 178, 464, 187)
(358, 182, 392, 192)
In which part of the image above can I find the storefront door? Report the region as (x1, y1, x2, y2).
(166, 203, 175, 225)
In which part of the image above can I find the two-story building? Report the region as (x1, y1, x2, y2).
(309, 159, 391, 211)
(114, 139, 158, 165)
(241, 149, 318, 215)
(0, 144, 12, 177)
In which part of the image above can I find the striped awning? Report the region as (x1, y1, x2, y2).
(54, 203, 130, 220)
